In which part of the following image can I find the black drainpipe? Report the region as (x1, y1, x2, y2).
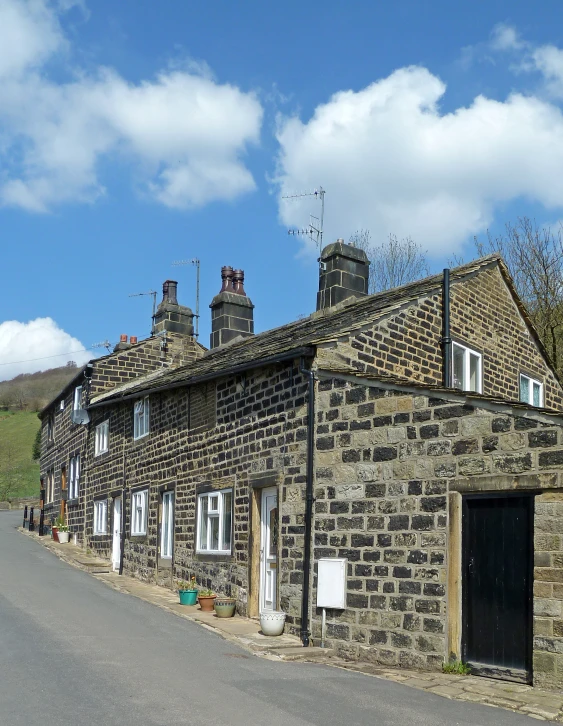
(299, 357, 315, 647)
(442, 268, 452, 388)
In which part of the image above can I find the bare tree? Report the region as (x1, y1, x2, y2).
(350, 230, 429, 293)
(475, 217, 563, 374)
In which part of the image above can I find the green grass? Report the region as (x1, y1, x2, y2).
(0, 410, 41, 499)
(442, 661, 471, 675)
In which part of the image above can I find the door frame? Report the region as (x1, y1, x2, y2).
(160, 490, 174, 562)
(112, 495, 122, 573)
(461, 491, 534, 683)
(248, 475, 280, 618)
(259, 486, 278, 613)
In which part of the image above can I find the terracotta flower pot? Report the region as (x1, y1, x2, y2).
(198, 594, 217, 612)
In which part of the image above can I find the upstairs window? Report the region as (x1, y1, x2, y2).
(69, 454, 80, 499)
(47, 414, 55, 442)
(520, 374, 543, 407)
(46, 469, 55, 504)
(95, 420, 109, 456)
(94, 500, 107, 535)
(131, 489, 148, 536)
(73, 385, 83, 411)
(134, 396, 150, 440)
(197, 489, 232, 554)
(452, 342, 482, 393)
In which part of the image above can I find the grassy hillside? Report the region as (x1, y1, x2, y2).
(0, 363, 80, 412)
(0, 410, 41, 500)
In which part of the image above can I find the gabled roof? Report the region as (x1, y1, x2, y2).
(90, 253, 542, 408)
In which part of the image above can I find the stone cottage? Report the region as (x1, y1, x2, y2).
(39, 243, 563, 689)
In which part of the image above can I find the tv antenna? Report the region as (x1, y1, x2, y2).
(172, 258, 200, 339)
(129, 291, 158, 334)
(91, 340, 112, 353)
(283, 186, 326, 257)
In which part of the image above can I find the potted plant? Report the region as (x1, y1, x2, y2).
(214, 595, 236, 618)
(197, 588, 217, 612)
(56, 517, 70, 544)
(178, 576, 198, 606)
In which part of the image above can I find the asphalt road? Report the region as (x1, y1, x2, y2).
(0, 510, 542, 726)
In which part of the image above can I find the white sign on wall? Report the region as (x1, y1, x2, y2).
(317, 558, 347, 609)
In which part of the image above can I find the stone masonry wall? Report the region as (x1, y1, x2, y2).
(333, 262, 562, 409)
(313, 377, 563, 686)
(84, 360, 310, 630)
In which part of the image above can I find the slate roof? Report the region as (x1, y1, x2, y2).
(90, 254, 525, 408)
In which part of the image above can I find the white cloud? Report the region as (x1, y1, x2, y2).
(490, 23, 524, 52)
(0, 0, 263, 212)
(274, 65, 563, 256)
(0, 318, 91, 381)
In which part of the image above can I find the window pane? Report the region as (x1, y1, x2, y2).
(209, 494, 219, 512)
(520, 375, 530, 403)
(222, 492, 232, 551)
(210, 515, 219, 550)
(199, 496, 208, 549)
(452, 345, 464, 389)
(469, 353, 480, 392)
(533, 382, 541, 407)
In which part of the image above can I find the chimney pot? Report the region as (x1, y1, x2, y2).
(232, 269, 247, 296)
(120, 334, 128, 343)
(130, 336, 138, 345)
(162, 280, 178, 305)
(220, 266, 234, 293)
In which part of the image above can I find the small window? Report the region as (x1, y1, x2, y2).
(69, 454, 80, 499)
(520, 374, 543, 407)
(452, 342, 482, 393)
(197, 489, 232, 554)
(94, 500, 107, 535)
(47, 414, 55, 442)
(131, 490, 148, 536)
(134, 396, 150, 440)
(46, 469, 55, 504)
(73, 386, 83, 411)
(95, 420, 109, 456)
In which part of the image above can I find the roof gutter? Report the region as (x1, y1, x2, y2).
(88, 346, 316, 409)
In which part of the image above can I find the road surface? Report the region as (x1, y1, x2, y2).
(0, 510, 541, 725)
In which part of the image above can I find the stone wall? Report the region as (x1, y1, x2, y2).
(313, 376, 563, 686)
(333, 262, 562, 408)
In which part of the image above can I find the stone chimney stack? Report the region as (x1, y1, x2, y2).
(153, 280, 194, 337)
(316, 238, 370, 311)
(209, 267, 254, 348)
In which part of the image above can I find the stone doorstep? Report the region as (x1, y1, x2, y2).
(19, 527, 563, 722)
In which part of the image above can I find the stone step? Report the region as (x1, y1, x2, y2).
(265, 646, 333, 661)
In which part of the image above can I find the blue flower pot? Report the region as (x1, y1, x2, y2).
(179, 589, 198, 606)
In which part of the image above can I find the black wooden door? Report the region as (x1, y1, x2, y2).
(462, 495, 533, 682)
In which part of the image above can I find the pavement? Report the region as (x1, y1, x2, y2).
(16, 519, 563, 724)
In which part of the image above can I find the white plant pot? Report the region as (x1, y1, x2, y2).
(260, 611, 286, 636)
(58, 532, 70, 544)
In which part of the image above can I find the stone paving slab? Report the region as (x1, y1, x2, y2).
(19, 527, 563, 723)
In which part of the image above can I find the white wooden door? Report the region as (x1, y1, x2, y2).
(161, 491, 173, 559)
(260, 487, 278, 612)
(112, 497, 122, 572)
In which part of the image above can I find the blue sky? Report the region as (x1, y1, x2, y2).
(1, 0, 563, 380)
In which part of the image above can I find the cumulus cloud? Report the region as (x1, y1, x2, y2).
(0, 0, 263, 212)
(0, 318, 90, 381)
(274, 62, 563, 256)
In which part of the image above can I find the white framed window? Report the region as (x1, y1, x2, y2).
(69, 454, 80, 499)
(161, 491, 174, 558)
(47, 414, 55, 442)
(73, 385, 82, 411)
(131, 489, 148, 536)
(134, 396, 150, 440)
(46, 469, 55, 504)
(520, 374, 543, 407)
(95, 420, 109, 456)
(196, 489, 232, 554)
(452, 342, 482, 393)
(94, 500, 107, 535)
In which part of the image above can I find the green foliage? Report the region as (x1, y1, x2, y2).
(0, 411, 41, 500)
(0, 364, 79, 412)
(198, 588, 215, 597)
(442, 660, 471, 675)
(178, 576, 198, 592)
(32, 426, 42, 460)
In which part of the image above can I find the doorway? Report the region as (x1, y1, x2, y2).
(112, 496, 122, 572)
(260, 487, 278, 612)
(462, 494, 533, 682)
